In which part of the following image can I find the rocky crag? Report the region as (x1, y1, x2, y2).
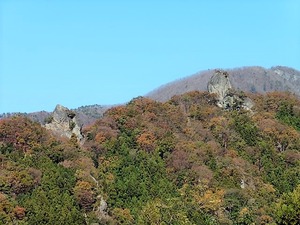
(208, 70, 254, 110)
(44, 104, 83, 141)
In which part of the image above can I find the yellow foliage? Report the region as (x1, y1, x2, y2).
(239, 207, 249, 216)
(197, 189, 225, 213)
(112, 208, 134, 224)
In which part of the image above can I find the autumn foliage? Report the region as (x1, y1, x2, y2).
(1, 91, 300, 224)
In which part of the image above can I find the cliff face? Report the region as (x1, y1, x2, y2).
(208, 70, 254, 110)
(44, 104, 83, 141)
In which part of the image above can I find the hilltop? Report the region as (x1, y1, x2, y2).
(147, 66, 300, 102)
(1, 66, 299, 128)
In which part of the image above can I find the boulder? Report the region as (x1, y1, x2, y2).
(208, 70, 232, 102)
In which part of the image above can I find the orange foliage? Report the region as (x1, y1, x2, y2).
(106, 106, 127, 120)
(13, 206, 26, 220)
(136, 132, 156, 152)
(95, 132, 107, 144)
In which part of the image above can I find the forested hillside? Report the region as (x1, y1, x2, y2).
(1, 91, 300, 224)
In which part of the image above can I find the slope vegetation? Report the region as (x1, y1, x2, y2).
(1, 91, 300, 224)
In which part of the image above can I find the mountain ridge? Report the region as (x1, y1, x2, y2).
(146, 66, 300, 102)
(1, 66, 300, 126)
(0, 105, 111, 128)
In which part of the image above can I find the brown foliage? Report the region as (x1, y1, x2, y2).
(13, 206, 26, 220)
(136, 132, 156, 152)
(253, 91, 299, 112)
(190, 165, 213, 184)
(74, 181, 96, 212)
(0, 117, 49, 153)
(168, 149, 190, 171)
(256, 118, 299, 152)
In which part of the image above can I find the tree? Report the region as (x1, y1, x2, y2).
(0, 117, 49, 154)
(20, 160, 85, 224)
(276, 101, 300, 131)
(232, 112, 259, 146)
(275, 184, 300, 225)
(111, 208, 134, 224)
(136, 131, 156, 152)
(22, 188, 85, 225)
(73, 181, 96, 212)
(0, 193, 14, 224)
(138, 198, 193, 225)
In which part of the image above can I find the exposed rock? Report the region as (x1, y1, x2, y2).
(94, 195, 111, 222)
(208, 70, 231, 99)
(44, 104, 83, 141)
(208, 70, 232, 108)
(99, 197, 108, 214)
(242, 97, 254, 111)
(208, 70, 254, 110)
(240, 179, 246, 189)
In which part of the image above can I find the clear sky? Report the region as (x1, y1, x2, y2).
(0, 0, 299, 113)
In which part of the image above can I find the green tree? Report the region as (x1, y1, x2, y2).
(232, 112, 259, 146)
(276, 101, 300, 131)
(275, 184, 300, 225)
(20, 161, 85, 225)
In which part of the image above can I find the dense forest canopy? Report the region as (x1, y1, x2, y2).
(1, 91, 300, 224)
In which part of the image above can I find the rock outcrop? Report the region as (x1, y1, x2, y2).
(207, 70, 232, 106)
(44, 104, 83, 141)
(94, 195, 109, 221)
(208, 70, 254, 110)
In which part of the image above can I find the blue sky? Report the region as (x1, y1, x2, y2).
(0, 0, 300, 113)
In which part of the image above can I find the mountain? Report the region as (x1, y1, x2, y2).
(73, 104, 112, 126)
(147, 66, 300, 102)
(1, 88, 300, 224)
